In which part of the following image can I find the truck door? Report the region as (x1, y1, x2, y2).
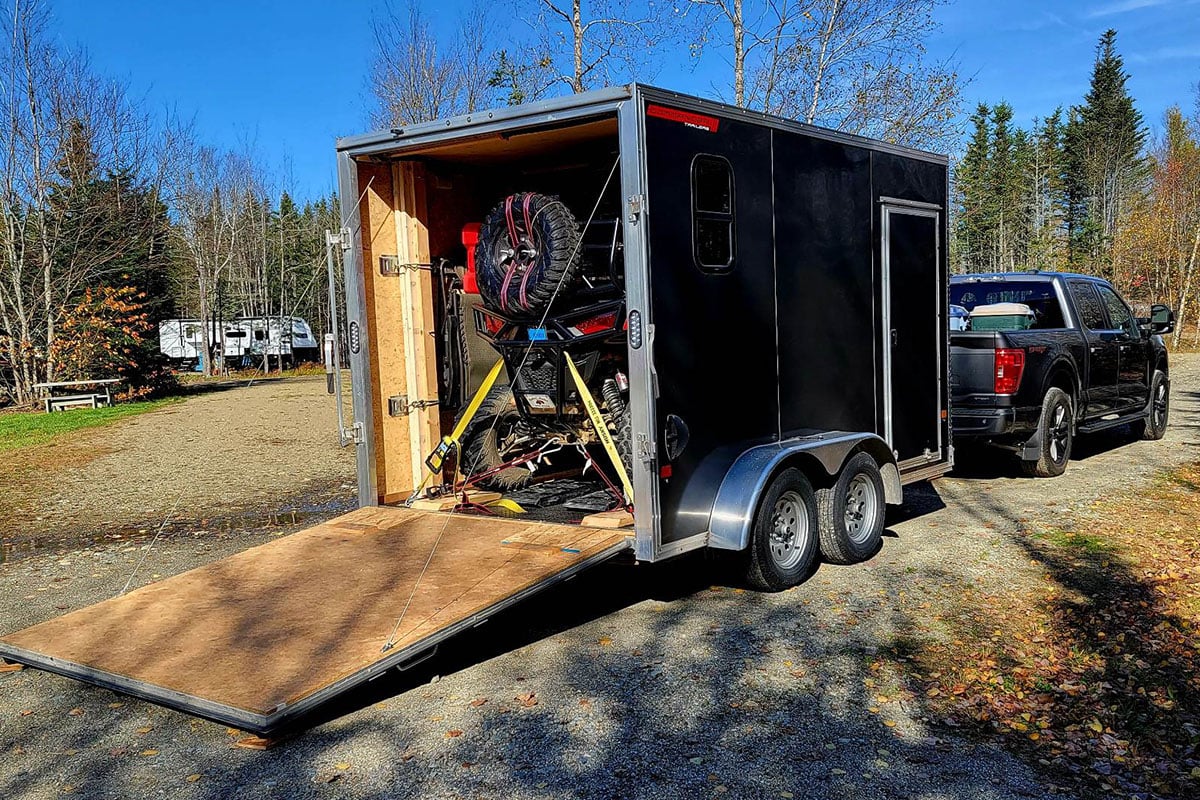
(642, 102, 776, 544)
(1095, 283, 1150, 410)
(1067, 280, 1120, 417)
(881, 204, 942, 464)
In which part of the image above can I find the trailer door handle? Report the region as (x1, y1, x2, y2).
(890, 329, 898, 347)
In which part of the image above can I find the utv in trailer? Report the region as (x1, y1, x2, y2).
(0, 85, 951, 737)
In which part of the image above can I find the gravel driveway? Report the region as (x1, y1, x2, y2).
(2, 356, 1198, 800)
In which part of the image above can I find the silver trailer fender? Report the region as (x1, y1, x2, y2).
(708, 431, 902, 551)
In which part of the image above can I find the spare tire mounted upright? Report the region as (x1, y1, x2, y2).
(476, 192, 583, 316)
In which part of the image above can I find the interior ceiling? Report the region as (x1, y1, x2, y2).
(384, 116, 618, 165)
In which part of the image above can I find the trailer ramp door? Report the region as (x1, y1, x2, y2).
(0, 507, 629, 734)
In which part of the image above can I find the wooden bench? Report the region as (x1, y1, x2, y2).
(33, 378, 123, 413)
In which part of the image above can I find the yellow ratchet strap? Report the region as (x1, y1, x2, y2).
(564, 352, 634, 504)
(424, 358, 506, 474)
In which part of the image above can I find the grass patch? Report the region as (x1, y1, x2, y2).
(1035, 527, 1115, 555)
(0, 397, 180, 453)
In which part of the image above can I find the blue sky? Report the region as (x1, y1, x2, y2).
(51, 0, 1199, 201)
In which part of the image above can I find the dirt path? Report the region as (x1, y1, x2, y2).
(1, 357, 1197, 800)
(2, 376, 357, 559)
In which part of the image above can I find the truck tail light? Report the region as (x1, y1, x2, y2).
(994, 348, 1025, 395)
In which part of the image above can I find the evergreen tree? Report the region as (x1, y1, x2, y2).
(1028, 109, 1068, 268)
(954, 103, 992, 271)
(1064, 29, 1147, 272)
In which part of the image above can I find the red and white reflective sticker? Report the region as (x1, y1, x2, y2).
(646, 104, 720, 133)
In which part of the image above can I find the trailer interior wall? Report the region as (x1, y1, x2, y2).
(349, 115, 621, 503)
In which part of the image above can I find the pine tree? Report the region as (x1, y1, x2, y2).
(954, 103, 992, 271)
(988, 103, 1019, 270)
(1028, 109, 1068, 268)
(1064, 29, 1147, 273)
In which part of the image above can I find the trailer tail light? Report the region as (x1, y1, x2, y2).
(570, 311, 618, 336)
(994, 348, 1025, 395)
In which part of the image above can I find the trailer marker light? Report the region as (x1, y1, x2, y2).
(994, 348, 1025, 395)
(647, 104, 720, 133)
(660, 465, 673, 478)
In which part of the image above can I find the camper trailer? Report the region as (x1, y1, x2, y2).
(1, 86, 950, 736)
(158, 316, 320, 369)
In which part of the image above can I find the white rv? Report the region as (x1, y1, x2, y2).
(158, 317, 320, 369)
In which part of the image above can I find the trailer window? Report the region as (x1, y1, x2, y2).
(691, 155, 734, 271)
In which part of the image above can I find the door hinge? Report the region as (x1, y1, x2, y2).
(636, 432, 655, 464)
(388, 394, 440, 417)
(341, 421, 364, 447)
(326, 227, 352, 251)
(627, 194, 644, 223)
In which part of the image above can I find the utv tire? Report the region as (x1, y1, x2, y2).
(476, 192, 582, 316)
(1129, 369, 1169, 441)
(816, 452, 886, 565)
(743, 468, 819, 592)
(1019, 387, 1073, 478)
(456, 383, 534, 491)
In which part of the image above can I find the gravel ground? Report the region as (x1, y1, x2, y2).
(2, 376, 358, 559)
(2, 356, 1198, 800)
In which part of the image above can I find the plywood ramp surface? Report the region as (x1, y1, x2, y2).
(0, 507, 628, 729)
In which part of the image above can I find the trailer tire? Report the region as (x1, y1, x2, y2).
(743, 468, 819, 591)
(1019, 387, 1073, 478)
(1129, 369, 1168, 441)
(476, 192, 582, 316)
(816, 453, 886, 565)
(456, 383, 535, 491)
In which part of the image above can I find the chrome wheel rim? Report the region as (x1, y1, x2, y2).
(769, 491, 809, 570)
(1048, 403, 1070, 464)
(1153, 382, 1168, 429)
(844, 474, 879, 545)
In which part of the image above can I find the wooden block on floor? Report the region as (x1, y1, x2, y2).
(581, 509, 634, 529)
(410, 491, 502, 512)
(0, 660, 24, 673)
(234, 735, 278, 751)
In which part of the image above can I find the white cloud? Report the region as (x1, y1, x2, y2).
(1086, 0, 1171, 18)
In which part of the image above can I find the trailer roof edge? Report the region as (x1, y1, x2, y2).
(337, 83, 948, 166)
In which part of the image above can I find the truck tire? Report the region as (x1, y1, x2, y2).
(1020, 387, 1073, 478)
(743, 468, 819, 591)
(1129, 369, 1169, 441)
(815, 452, 886, 565)
(475, 192, 582, 316)
(456, 383, 534, 491)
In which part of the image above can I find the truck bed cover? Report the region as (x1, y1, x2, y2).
(0, 506, 629, 734)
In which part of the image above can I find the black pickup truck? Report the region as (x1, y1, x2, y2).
(949, 272, 1175, 477)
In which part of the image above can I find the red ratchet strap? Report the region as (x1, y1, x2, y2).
(499, 194, 522, 311)
(516, 193, 536, 312)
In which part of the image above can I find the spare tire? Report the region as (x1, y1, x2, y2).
(475, 192, 582, 316)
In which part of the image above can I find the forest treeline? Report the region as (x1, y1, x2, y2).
(954, 29, 1200, 345)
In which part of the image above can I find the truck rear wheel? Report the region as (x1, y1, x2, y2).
(743, 468, 819, 591)
(816, 452, 886, 565)
(1020, 387, 1073, 478)
(1130, 369, 1169, 441)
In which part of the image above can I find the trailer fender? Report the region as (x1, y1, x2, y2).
(708, 432, 900, 552)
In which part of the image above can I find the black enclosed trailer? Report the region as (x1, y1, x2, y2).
(0, 84, 950, 735)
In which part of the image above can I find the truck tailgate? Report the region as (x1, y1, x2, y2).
(949, 331, 999, 406)
(0, 506, 630, 734)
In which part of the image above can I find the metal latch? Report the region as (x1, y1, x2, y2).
(636, 432, 655, 464)
(388, 394, 440, 417)
(340, 421, 364, 447)
(379, 255, 432, 276)
(627, 194, 644, 223)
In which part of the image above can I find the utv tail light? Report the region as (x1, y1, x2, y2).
(994, 348, 1025, 395)
(570, 311, 618, 336)
(476, 309, 505, 335)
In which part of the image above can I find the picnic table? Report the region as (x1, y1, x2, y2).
(32, 378, 123, 413)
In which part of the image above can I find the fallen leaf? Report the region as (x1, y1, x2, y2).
(516, 692, 538, 708)
(136, 726, 153, 735)
(469, 698, 488, 708)
(446, 729, 463, 738)
(598, 636, 613, 647)
(140, 749, 158, 757)
(186, 774, 201, 783)
(68, 708, 83, 716)
(335, 762, 350, 770)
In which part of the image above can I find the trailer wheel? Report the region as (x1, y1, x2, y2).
(1019, 387, 1073, 477)
(476, 192, 582, 316)
(744, 468, 819, 591)
(816, 453, 886, 565)
(1129, 369, 1169, 441)
(456, 383, 535, 491)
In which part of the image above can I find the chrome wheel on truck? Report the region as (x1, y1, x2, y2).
(817, 452, 886, 565)
(745, 468, 819, 591)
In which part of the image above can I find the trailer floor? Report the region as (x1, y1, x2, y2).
(0, 506, 629, 734)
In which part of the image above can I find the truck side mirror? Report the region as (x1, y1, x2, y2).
(1150, 304, 1175, 335)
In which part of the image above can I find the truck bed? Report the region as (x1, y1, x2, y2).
(0, 506, 630, 734)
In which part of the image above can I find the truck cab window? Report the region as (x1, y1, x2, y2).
(691, 155, 734, 271)
(948, 281, 1065, 329)
(1096, 285, 1139, 337)
(1069, 281, 1107, 330)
